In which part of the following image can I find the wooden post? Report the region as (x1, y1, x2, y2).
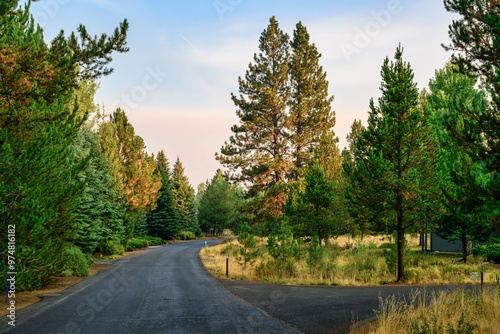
(481, 265, 483, 293)
(226, 255, 229, 277)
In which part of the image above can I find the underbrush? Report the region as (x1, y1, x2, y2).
(371, 288, 500, 333)
(200, 235, 500, 286)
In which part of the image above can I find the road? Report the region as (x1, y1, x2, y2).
(0, 240, 481, 334)
(1, 240, 299, 334)
(220, 280, 480, 333)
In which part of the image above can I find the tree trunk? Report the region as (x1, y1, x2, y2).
(397, 228, 405, 281)
(396, 192, 405, 281)
(462, 234, 468, 264)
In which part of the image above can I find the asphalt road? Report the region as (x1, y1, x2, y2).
(220, 280, 481, 334)
(0, 240, 300, 334)
(0, 240, 482, 334)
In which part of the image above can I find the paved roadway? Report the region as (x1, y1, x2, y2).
(0, 240, 480, 334)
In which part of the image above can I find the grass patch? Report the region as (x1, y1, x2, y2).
(370, 288, 500, 333)
(200, 235, 500, 286)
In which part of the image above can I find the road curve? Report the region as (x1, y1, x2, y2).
(220, 279, 481, 334)
(0, 240, 300, 334)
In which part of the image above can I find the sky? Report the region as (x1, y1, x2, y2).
(28, 0, 459, 189)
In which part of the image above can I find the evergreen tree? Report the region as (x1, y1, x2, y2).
(289, 22, 335, 180)
(217, 18, 337, 231)
(443, 0, 500, 200)
(0, 1, 128, 290)
(426, 63, 497, 262)
(97, 109, 161, 243)
(198, 169, 240, 233)
(72, 128, 125, 254)
(216, 16, 291, 226)
(172, 157, 196, 232)
(146, 150, 181, 239)
(348, 46, 439, 281)
(295, 163, 335, 245)
(343, 120, 371, 238)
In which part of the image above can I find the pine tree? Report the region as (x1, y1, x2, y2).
(296, 163, 335, 245)
(0, 0, 128, 290)
(343, 120, 371, 238)
(97, 109, 161, 243)
(348, 46, 439, 281)
(216, 16, 291, 225)
(72, 128, 125, 253)
(426, 63, 497, 262)
(172, 157, 196, 232)
(198, 169, 240, 233)
(443, 0, 500, 199)
(289, 22, 335, 180)
(146, 150, 181, 239)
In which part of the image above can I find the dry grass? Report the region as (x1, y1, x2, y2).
(200, 235, 500, 286)
(371, 288, 500, 333)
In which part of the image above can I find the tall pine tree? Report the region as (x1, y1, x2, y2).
(0, 1, 128, 290)
(426, 63, 497, 262)
(289, 22, 335, 180)
(172, 157, 196, 232)
(443, 0, 500, 203)
(348, 46, 439, 281)
(97, 109, 161, 243)
(217, 17, 290, 226)
(146, 150, 180, 239)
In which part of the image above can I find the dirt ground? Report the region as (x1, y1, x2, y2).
(0, 250, 140, 317)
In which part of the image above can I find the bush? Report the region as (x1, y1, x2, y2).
(255, 259, 298, 278)
(62, 246, 90, 277)
(473, 239, 500, 263)
(194, 227, 203, 236)
(267, 221, 300, 261)
(141, 236, 165, 246)
(379, 242, 393, 249)
(127, 239, 148, 250)
(177, 231, 196, 240)
(221, 243, 240, 257)
(98, 240, 124, 256)
(307, 237, 325, 267)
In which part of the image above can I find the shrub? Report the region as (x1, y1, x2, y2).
(307, 236, 325, 267)
(98, 240, 124, 256)
(177, 231, 196, 240)
(267, 221, 300, 261)
(221, 243, 240, 257)
(62, 246, 90, 277)
(141, 236, 165, 246)
(379, 242, 393, 249)
(473, 239, 500, 263)
(255, 259, 298, 278)
(127, 239, 148, 249)
(237, 223, 259, 267)
(194, 227, 203, 237)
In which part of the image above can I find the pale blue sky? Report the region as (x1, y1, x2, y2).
(28, 0, 458, 188)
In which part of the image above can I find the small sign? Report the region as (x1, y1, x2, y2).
(472, 272, 479, 281)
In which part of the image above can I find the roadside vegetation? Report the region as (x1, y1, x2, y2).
(369, 288, 500, 334)
(200, 235, 500, 286)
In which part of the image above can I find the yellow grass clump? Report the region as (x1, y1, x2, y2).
(200, 235, 500, 287)
(371, 288, 500, 334)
